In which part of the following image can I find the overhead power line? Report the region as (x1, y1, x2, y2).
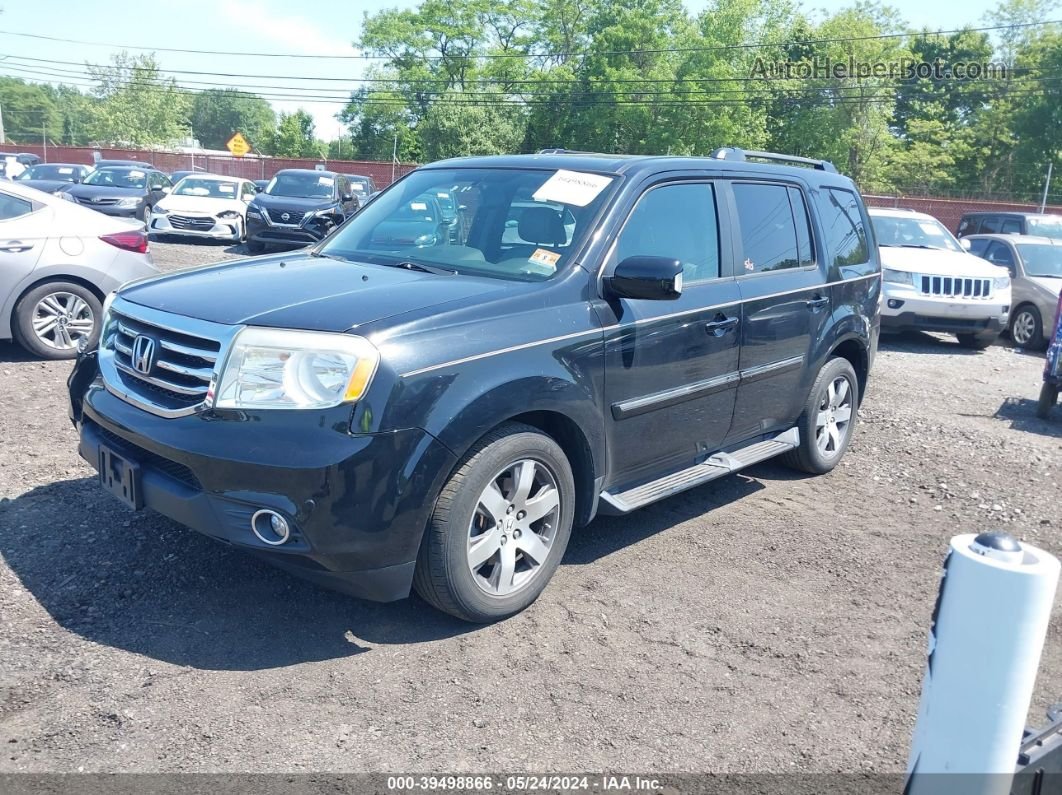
(0, 18, 1058, 61)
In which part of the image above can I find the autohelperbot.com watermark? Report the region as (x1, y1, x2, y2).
(749, 56, 1008, 81)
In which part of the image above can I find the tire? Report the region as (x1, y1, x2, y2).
(413, 422, 575, 623)
(957, 332, 995, 350)
(12, 281, 102, 360)
(782, 357, 859, 475)
(1038, 384, 1059, 419)
(139, 203, 151, 223)
(1010, 305, 1044, 349)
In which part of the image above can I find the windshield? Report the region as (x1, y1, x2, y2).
(871, 214, 963, 252)
(84, 169, 146, 189)
(266, 172, 336, 199)
(19, 165, 81, 182)
(174, 178, 241, 199)
(1017, 243, 1062, 277)
(1027, 216, 1062, 241)
(320, 167, 615, 282)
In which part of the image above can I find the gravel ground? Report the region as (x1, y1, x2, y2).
(0, 240, 1060, 774)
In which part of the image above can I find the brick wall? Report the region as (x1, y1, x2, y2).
(0, 144, 417, 187)
(863, 194, 1062, 234)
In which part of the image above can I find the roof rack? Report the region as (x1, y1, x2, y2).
(536, 148, 601, 155)
(710, 147, 838, 173)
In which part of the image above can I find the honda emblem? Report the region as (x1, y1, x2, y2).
(131, 335, 156, 375)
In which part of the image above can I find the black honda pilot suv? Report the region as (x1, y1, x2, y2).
(69, 149, 881, 623)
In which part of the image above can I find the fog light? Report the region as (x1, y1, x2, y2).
(251, 509, 291, 545)
(888, 299, 904, 310)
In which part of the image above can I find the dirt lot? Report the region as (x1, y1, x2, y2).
(0, 239, 1060, 774)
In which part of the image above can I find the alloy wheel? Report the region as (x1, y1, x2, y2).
(814, 375, 854, 459)
(1011, 310, 1037, 346)
(467, 458, 561, 597)
(31, 291, 95, 351)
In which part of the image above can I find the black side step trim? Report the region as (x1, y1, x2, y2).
(599, 427, 800, 513)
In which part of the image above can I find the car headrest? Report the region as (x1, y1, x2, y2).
(518, 206, 566, 245)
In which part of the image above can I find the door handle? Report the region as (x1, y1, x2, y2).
(705, 315, 739, 337)
(0, 241, 31, 253)
(806, 295, 829, 310)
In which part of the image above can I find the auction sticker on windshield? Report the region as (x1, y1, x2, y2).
(533, 170, 613, 207)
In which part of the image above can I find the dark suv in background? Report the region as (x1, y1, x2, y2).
(69, 149, 880, 623)
(245, 169, 360, 252)
(957, 211, 1062, 241)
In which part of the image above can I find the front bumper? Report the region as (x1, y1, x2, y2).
(149, 214, 242, 241)
(69, 354, 457, 602)
(246, 213, 335, 247)
(881, 285, 1009, 335)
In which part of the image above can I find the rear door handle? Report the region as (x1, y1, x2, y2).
(705, 316, 739, 336)
(0, 241, 31, 253)
(806, 295, 829, 310)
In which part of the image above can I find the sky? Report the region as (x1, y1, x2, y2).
(0, 0, 1004, 143)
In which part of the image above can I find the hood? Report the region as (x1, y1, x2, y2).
(1028, 276, 1062, 296)
(118, 252, 508, 332)
(878, 246, 1006, 277)
(20, 179, 73, 193)
(252, 193, 336, 212)
(157, 194, 245, 215)
(66, 183, 145, 199)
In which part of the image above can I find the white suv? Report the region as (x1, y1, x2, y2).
(869, 208, 1011, 349)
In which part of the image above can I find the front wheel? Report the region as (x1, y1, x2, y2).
(1038, 384, 1059, 419)
(957, 332, 995, 350)
(782, 357, 859, 475)
(413, 423, 575, 623)
(1010, 306, 1044, 349)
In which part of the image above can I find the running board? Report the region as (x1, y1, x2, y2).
(599, 427, 800, 514)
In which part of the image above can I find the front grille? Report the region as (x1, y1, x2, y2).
(265, 208, 306, 226)
(78, 196, 120, 206)
(108, 310, 220, 413)
(91, 422, 201, 490)
(169, 214, 215, 230)
(919, 275, 992, 299)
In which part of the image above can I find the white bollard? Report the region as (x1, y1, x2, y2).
(906, 532, 1060, 795)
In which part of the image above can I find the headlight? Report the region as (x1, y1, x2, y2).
(247, 207, 262, 219)
(116, 197, 141, 208)
(217, 210, 241, 219)
(993, 275, 1011, 289)
(413, 233, 437, 246)
(153, 206, 170, 215)
(214, 328, 380, 410)
(882, 268, 914, 285)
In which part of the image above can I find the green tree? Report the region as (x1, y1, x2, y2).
(0, 77, 60, 144)
(190, 88, 275, 151)
(418, 90, 525, 159)
(266, 110, 324, 158)
(86, 52, 191, 146)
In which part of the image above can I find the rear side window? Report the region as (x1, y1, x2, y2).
(981, 216, 1002, 233)
(819, 188, 870, 267)
(614, 183, 720, 284)
(1001, 218, 1022, 234)
(732, 183, 812, 274)
(967, 238, 990, 257)
(0, 192, 33, 221)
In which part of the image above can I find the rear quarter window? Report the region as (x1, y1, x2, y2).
(818, 188, 870, 268)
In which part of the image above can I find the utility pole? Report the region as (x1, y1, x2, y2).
(1039, 162, 1053, 214)
(0, 102, 6, 144)
(391, 133, 398, 184)
(42, 121, 46, 163)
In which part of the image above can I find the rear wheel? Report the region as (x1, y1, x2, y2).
(782, 357, 859, 475)
(13, 281, 102, 360)
(957, 332, 995, 350)
(1010, 305, 1044, 349)
(1038, 384, 1059, 419)
(413, 422, 575, 623)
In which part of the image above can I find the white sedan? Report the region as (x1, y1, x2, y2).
(149, 175, 259, 243)
(0, 180, 157, 359)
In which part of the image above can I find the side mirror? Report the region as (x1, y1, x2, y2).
(960, 238, 971, 250)
(607, 256, 683, 301)
(342, 193, 354, 202)
(161, 186, 171, 195)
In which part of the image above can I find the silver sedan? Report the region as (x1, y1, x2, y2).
(965, 233, 1062, 349)
(0, 180, 158, 359)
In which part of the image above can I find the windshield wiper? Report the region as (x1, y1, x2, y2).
(309, 250, 351, 262)
(899, 244, 935, 249)
(389, 260, 457, 276)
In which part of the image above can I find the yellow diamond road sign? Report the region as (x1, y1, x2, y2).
(226, 132, 251, 157)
